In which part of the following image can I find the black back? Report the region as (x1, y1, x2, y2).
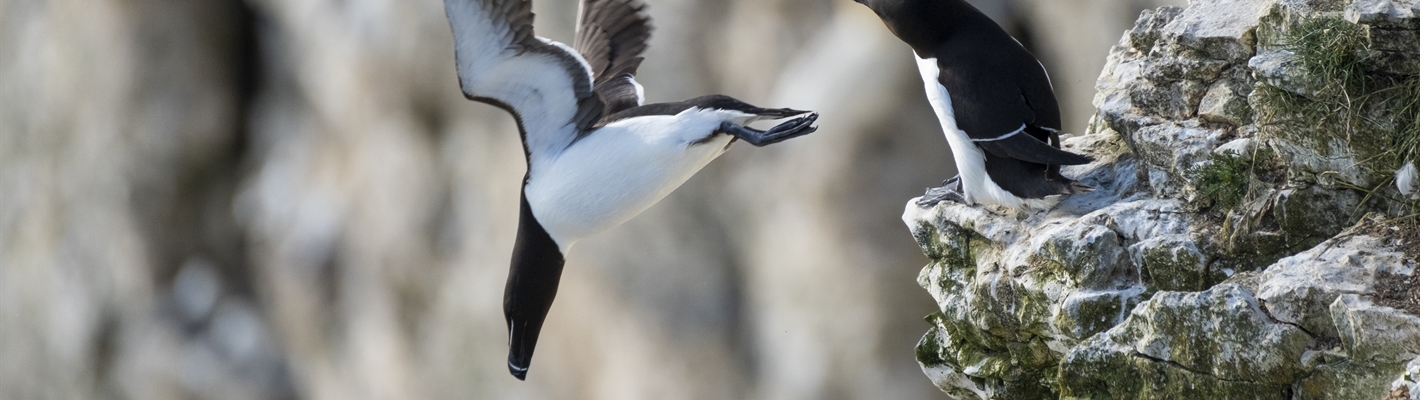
(859, 0, 1093, 199)
(863, 0, 1062, 139)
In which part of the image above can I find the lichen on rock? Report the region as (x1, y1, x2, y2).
(905, 0, 1420, 397)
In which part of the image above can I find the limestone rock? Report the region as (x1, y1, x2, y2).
(1198, 77, 1254, 126)
(1257, 234, 1414, 338)
(1157, 0, 1271, 63)
(1060, 281, 1314, 399)
(1345, 0, 1420, 28)
(1334, 294, 1420, 360)
(1249, 49, 1325, 97)
(1129, 7, 1187, 53)
(908, 0, 1420, 397)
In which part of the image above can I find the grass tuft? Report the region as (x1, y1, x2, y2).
(1291, 18, 1375, 94)
(1255, 17, 1420, 196)
(1389, 77, 1420, 171)
(1192, 147, 1278, 211)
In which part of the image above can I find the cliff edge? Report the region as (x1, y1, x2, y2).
(905, 0, 1420, 398)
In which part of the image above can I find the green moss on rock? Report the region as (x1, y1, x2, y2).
(1135, 241, 1207, 292)
(1059, 283, 1315, 398)
(919, 308, 1064, 399)
(1296, 359, 1408, 400)
(1056, 291, 1142, 341)
(918, 315, 950, 368)
(1274, 185, 1365, 251)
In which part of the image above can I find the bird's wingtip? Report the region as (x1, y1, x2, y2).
(1061, 152, 1095, 166)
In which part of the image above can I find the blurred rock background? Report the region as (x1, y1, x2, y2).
(0, 0, 1181, 399)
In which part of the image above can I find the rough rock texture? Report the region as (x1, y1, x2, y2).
(907, 0, 1420, 398)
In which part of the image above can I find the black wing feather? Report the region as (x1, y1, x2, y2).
(977, 128, 1094, 165)
(984, 151, 1089, 198)
(574, 0, 652, 118)
(935, 39, 1091, 166)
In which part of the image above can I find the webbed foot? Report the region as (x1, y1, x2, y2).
(916, 176, 966, 208)
(719, 113, 819, 147)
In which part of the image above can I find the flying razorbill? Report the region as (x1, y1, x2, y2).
(444, 0, 819, 380)
(853, 0, 1093, 210)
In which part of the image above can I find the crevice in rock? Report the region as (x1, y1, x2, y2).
(1129, 351, 1252, 383)
(1258, 299, 1321, 339)
(1309, 336, 1343, 351)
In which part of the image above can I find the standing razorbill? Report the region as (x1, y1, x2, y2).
(444, 0, 819, 380)
(853, 0, 1093, 210)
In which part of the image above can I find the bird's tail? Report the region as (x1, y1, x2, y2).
(1068, 180, 1095, 194)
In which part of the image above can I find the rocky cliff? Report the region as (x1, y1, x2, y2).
(906, 0, 1420, 398)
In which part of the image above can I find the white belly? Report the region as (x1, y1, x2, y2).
(914, 54, 1047, 210)
(524, 112, 733, 250)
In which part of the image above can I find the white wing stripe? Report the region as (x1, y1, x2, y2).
(971, 124, 1027, 142)
(631, 77, 645, 106)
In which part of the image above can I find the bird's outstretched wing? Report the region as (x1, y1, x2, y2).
(445, 0, 602, 159)
(574, 0, 652, 119)
(936, 53, 1092, 166)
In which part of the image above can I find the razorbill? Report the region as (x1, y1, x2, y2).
(444, 0, 819, 380)
(852, 0, 1093, 210)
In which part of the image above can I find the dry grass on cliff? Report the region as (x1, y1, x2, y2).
(1362, 215, 1420, 315)
(1295, 18, 1420, 174)
(1257, 18, 1420, 190)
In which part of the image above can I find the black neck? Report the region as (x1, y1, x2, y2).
(504, 190, 566, 380)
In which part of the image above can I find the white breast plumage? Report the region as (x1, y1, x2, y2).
(524, 108, 741, 250)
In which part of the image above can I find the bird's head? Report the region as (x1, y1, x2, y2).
(850, 0, 918, 40)
(849, 0, 960, 50)
(850, 0, 915, 16)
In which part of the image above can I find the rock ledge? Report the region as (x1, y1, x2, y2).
(907, 0, 1420, 398)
